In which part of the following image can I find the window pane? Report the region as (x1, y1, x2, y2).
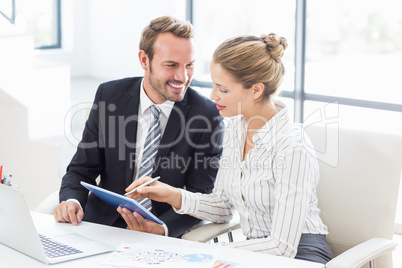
(192, 86, 212, 99)
(192, 0, 295, 92)
(15, 0, 59, 48)
(305, 0, 402, 105)
(304, 101, 402, 135)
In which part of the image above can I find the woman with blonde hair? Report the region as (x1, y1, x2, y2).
(119, 33, 333, 264)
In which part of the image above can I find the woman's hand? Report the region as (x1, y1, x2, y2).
(125, 176, 182, 209)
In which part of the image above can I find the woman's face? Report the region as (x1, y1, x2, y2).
(209, 61, 253, 118)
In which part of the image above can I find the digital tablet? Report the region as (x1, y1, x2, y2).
(80, 181, 164, 225)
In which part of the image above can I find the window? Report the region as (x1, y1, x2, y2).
(15, 0, 61, 49)
(188, 0, 402, 135)
(306, 0, 402, 104)
(304, 0, 402, 133)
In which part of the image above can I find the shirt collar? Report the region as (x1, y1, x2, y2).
(139, 78, 175, 117)
(252, 99, 290, 147)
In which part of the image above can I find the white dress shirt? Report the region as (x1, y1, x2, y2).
(176, 100, 328, 258)
(133, 79, 175, 180)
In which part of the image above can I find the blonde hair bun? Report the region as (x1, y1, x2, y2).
(213, 33, 287, 101)
(261, 33, 288, 62)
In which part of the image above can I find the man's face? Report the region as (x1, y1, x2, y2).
(142, 32, 195, 104)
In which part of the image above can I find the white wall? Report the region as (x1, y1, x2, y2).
(35, 0, 187, 80)
(0, 30, 70, 140)
(33, 1, 88, 77)
(11, 0, 187, 138)
(0, 89, 60, 210)
(86, 0, 186, 80)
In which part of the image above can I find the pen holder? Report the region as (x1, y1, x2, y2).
(8, 183, 19, 189)
(1, 174, 19, 189)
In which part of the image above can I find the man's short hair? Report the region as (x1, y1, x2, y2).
(139, 16, 194, 62)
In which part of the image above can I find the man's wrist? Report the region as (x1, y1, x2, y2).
(162, 223, 168, 237)
(66, 198, 83, 210)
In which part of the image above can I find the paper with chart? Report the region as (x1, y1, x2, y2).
(103, 243, 221, 267)
(212, 259, 243, 268)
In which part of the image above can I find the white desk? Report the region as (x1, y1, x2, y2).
(1, 212, 324, 268)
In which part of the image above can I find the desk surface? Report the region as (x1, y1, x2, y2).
(0, 212, 324, 268)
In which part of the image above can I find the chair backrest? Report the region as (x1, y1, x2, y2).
(34, 190, 59, 214)
(303, 125, 402, 259)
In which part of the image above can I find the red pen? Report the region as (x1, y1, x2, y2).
(0, 165, 3, 183)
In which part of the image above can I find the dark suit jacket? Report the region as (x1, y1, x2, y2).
(59, 77, 223, 238)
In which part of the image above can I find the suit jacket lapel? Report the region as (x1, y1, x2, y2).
(124, 79, 141, 186)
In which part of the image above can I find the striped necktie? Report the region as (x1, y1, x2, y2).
(137, 105, 161, 210)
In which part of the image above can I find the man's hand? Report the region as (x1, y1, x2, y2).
(117, 207, 165, 235)
(53, 200, 84, 226)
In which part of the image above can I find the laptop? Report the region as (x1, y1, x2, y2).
(0, 184, 114, 264)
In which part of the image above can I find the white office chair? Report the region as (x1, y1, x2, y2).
(182, 125, 402, 268)
(34, 190, 59, 214)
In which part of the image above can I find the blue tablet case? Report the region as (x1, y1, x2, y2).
(80, 181, 164, 225)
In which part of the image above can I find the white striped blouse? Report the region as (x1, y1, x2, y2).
(176, 101, 328, 258)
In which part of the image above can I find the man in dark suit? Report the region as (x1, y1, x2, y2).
(53, 16, 223, 238)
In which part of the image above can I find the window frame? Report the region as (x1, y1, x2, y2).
(0, 0, 15, 24)
(35, 0, 62, 50)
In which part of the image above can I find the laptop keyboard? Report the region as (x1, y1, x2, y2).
(39, 234, 83, 258)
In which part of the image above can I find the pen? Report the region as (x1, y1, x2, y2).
(0, 165, 3, 183)
(124, 176, 160, 196)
